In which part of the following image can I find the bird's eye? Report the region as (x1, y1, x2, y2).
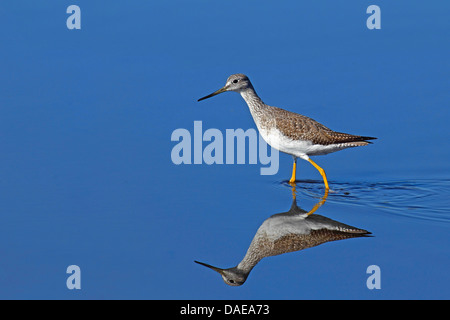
(233, 79, 239, 84)
(229, 279, 235, 283)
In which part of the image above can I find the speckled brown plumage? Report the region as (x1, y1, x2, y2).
(266, 228, 369, 257)
(245, 217, 370, 263)
(257, 105, 376, 146)
(236, 198, 371, 273)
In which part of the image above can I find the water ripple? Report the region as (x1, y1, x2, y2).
(277, 178, 450, 223)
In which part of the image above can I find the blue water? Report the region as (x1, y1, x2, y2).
(0, 1, 449, 299)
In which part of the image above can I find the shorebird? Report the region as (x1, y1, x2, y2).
(195, 186, 370, 286)
(198, 74, 376, 189)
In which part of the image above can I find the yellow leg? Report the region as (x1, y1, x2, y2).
(307, 158, 329, 190)
(289, 159, 297, 185)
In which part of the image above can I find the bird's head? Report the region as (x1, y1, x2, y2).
(194, 260, 248, 286)
(198, 74, 252, 101)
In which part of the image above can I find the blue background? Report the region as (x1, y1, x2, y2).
(0, 0, 449, 299)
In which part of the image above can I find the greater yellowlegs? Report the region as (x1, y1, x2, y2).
(198, 74, 376, 189)
(195, 186, 370, 286)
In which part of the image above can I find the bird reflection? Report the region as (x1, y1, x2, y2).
(195, 186, 371, 286)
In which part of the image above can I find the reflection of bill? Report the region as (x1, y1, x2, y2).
(171, 121, 279, 175)
(195, 186, 371, 286)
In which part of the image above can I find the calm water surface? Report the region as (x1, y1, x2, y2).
(0, 1, 448, 299)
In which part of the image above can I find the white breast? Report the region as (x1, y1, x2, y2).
(260, 127, 352, 158)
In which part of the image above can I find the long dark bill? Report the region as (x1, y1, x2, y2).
(197, 86, 227, 101)
(194, 260, 224, 274)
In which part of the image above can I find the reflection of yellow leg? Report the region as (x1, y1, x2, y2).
(291, 184, 297, 201)
(308, 158, 329, 190)
(288, 159, 297, 185)
(307, 188, 329, 216)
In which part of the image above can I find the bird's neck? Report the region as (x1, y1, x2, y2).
(236, 252, 260, 276)
(235, 234, 266, 274)
(240, 87, 266, 114)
